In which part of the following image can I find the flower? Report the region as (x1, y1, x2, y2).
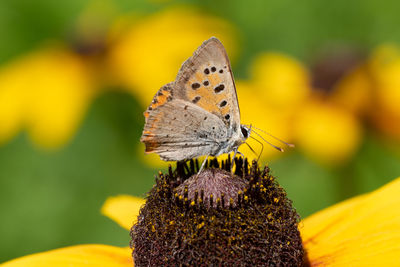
(368, 44, 400, 140)
(3, 162, 400, 266)
(293, 97, 362, 166)
(236, 51, 364, 166)
(0, 46, 96, 148)
(250, 52, 311, 111)
(131, 159, 304, 265)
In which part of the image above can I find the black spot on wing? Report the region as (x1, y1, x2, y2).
(192, 96, 201, 104)
(192, 83, 200, 89)
(198, 133, 208, 139)
(214, 84, 225, 93)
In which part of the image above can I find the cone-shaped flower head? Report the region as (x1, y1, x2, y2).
(131, 158, 306, 266)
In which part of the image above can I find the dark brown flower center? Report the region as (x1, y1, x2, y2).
(131, 157, 307, 266)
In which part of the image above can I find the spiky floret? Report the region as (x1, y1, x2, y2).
(131, 157, 306, 266)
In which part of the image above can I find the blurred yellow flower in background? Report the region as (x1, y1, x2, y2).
(250, 52, 311, 111)
(107, 6, 238, 106)
(238, 50, 365, 166)
(330, 65, 373, 116)
(369, 44, 400, 140)
(294, 98, 362, 166)
(0, 67, 24, 144)
(0, 46, 95, 148)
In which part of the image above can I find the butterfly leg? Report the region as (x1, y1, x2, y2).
(197, 155, 209, 175)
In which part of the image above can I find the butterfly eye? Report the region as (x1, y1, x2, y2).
(241, 126, 249, 138)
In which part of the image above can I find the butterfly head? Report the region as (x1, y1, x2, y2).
(234, 125, 251, 148)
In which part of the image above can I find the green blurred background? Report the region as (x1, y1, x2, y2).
(1, 0, 400, 263)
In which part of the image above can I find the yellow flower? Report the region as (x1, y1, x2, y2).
(250, 52, 311, 111)
(368, 44, 400, 140)
(4, 176, 400, 266)
(369, 44, 400, 117)
(293, 98, 362, 166)
(246, 50, 365, 165)
(330, 65, 373, 116)
(0, 45, 96, 148)
(107, 6, 237, 106)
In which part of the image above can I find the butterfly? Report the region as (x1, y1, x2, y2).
(141, 37, 250, 172)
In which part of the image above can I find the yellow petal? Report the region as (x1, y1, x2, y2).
(101, 195, 146, 230)
(2, 244, 132, 267)
(301, 177, 400, 266)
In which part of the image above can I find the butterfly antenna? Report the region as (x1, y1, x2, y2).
(252, 130, 284, 152)
(248, 136, 264, 161)
(244, 124, 295, 148)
